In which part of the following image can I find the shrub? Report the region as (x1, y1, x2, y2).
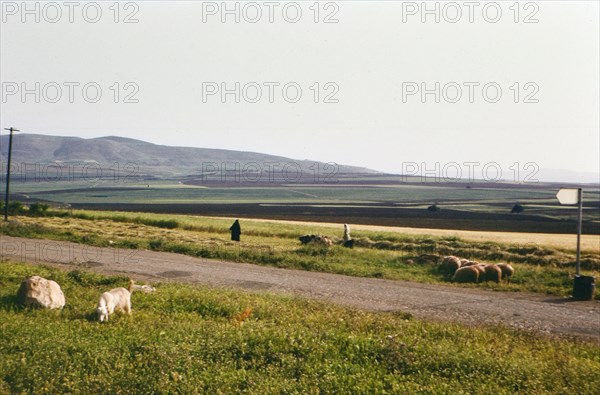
(28, 203, 50, 216)
(7, 201, 25, 215)
(511, 204, 524, 213)
(148, 239, 164, 250)
(149, 219, 179, 229)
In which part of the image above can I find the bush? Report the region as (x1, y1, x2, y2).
(28, 203, 50, 216)
(7, 201, 25, 215)
(148, 239, 164, 250)
(427, 204, 439, 212)
(147, 219, 179, 229)
(511, 204, 524, 214)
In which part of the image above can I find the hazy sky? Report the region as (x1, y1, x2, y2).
(1, 1, 598, 181)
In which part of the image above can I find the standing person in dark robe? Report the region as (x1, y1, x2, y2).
(229, 219, 241, 241)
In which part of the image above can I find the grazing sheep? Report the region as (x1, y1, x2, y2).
(460, 258, 470, 267)
(462, 260, 480, 267)
(439, 256, 462, 275)
(496, 263, 515, 283)
(451, 266, 480, 283)
(316, 236, 333, 246)
(96, 280, 135, 322)
(299, 235, 317, 244)
(483, 264, 502, 283)
(472, 264, 487, 282)
(299, 234, 333, 247)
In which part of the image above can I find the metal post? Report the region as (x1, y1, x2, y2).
(3, 127, 19, 221)
(575, 188, 583, 276)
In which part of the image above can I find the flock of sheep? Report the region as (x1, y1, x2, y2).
(440, 255, 515, 284)
(297, 226, 514, 286)
(298, 224, 354, 248)
(298, 234, 334, 246)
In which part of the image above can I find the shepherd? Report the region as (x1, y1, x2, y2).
(342, 223, 354, 248)
(229, 219, 241, 241)
(343, 224, 351, 242)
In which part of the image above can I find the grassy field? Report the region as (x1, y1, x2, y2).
(25, 184, 556, 204)
(13, 180, 600, 221)
(245, 218, 600, 252)
(1, 262, 599, 394)
(1, 210, 598, 298)
(9, 179, 600, 237)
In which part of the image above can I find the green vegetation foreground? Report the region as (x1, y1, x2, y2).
(1, 263, 599, 394)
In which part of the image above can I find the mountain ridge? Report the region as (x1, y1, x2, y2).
(0, 133, 379, 176)
(1, 134, 597, 184)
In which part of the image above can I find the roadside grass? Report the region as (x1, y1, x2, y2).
(1, 262, 599, 394)
(1, 211, 598, 299)
(9, 209, 588, 258)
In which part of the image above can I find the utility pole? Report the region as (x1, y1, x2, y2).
(3, 127, 19, 221)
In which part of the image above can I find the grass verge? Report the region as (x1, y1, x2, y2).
(1, 262, 599, 394)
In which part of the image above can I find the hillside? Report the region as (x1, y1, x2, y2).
(0, 134, 377, 178)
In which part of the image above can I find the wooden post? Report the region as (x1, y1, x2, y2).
(3, 127, 19, 221)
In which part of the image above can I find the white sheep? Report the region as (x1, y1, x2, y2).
(451, 266, 480, 283)
(439, 256, 462, 275)
(496, 263, 515, 283)
(483, 264, 502, 283)
(96, 280, 135, 322)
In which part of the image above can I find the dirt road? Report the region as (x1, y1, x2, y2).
(1, 235, 599, 341)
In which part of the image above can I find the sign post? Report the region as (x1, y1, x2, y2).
(556, 187, 596, 301)
(556, 188, 583, 276)
(556, 188, 583, 275)
(575, 188, 583, 276)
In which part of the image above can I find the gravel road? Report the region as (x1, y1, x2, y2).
(1, 235, 598, 341)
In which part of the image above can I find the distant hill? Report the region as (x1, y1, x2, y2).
(0, 134, 378, 180)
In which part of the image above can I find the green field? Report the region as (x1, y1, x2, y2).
(2, 210, 598, 298)
(12, 182, 569, 204)
(10, 180, 600, 230)
(1, 262, 599, 394)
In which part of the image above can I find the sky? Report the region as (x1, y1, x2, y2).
(1, 0, 599, 182)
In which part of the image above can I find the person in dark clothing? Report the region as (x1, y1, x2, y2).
(229, 219, 241, 241)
